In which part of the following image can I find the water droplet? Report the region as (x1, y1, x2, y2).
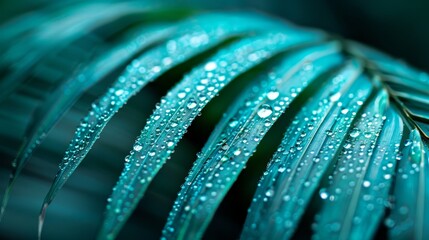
(267, 91, 279, 100)
(341, 108, 349, 114)
(363, 180, 371, 187)
(133, 145, 142, 151)
(187, 99, 197, 109)
(229, 120, 238, 128)
(196, 85, 205, 91)
(329, 92, 341, 102)
(204, 62, 217, 71)
(177, 92, 186, 99)
(257, 104, 273, 118)
(265, 189, 274, 197)
(350, 128, 360, 138)
(319, 189, 328, 199)
(115, 89, 124, 96)
(404, 139, 412, 146)
(283, 195, 291, 201)
(152, 66, 161, 73)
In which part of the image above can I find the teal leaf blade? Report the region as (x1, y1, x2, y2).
(0, 24, 173, 222)
(388, 129, 429, 240)
(312, 89, 403, 239)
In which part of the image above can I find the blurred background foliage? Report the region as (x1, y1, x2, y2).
(0, 0, 427, 239)
(2, 0, 429, 72)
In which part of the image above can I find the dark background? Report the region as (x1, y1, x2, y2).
(0, 0, 427, 239)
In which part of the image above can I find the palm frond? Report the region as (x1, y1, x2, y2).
(0, 3, 428, 240)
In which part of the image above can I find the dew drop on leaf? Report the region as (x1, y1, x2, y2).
(267, 91, 279, 100)
(133, 145, 142, 151)
(204, 61, 217, 71)
(350, 128, 360, 138)
(187, 99, 197, 109)
(319, 189, 329, 199)
(177, 92, 186, 98)
(329, 92, 341, 102)
(257, 104, 273, 118)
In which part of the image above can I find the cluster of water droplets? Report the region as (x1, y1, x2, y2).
(1, 6, 175, 224)
(312, 89, 403, 239)
(35, 13, 310, 238)
(241, 60, 374, 239)
(161, 43, 345, 239)
(355, 42, 429, 239)
(351, 43, 429, 139)
(1, 5, 428, 240)
(386, 129, 429, 239)
(101, 31, 323, 239)
(46, 15, 280, 197)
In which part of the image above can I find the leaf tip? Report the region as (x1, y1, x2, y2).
(0, 174, 16, 222)
(38, 202, 48, 240)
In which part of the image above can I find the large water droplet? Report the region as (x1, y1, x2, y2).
(319, 188, 329, 199)
(204, 61, 217, 71)
(257, 104, 273, 118)
(267, 91, 279, 100)
(196, 85, 205, 91)
(229, 120, 238, 128)
(177, 92, 186, 99)
(363, 180, 371, 187)
(133, 145, 142, 151)
(115, 89, 124, 96)
(329, 92, 341, 102)
(187, 99, 197, 109)
(265, 189, 274, 197)
(341, 108, 349, 114)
